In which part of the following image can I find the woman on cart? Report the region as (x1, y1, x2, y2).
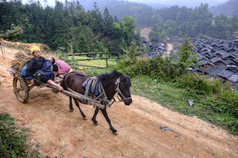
(26, 45, 63, 91)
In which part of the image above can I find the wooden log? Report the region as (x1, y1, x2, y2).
(67, 52, 119, 56)
(76, 57, 120, 61)
(77, 64, 105, 68)
(62, 88, 105, 109)
(40, 82, 105, 109)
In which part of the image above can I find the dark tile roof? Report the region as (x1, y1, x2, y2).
(192, 67, 204, 74)
(210, 64, 227, 77)
(223, 59, 237, 65)
(226, 66, 238, 73)
(204, 66, 215, 74)
(199, 59, 210, 65)
(232, 58, 238, 65)
(231, 52, 238, 58)
(228, 74, 238, 83)
(210, 57, 225, 64)
(223, 54, 236, 60)
(211, 50, 227, 58)
(218, 70, 234, 79)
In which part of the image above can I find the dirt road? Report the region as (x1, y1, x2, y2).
(141, 27, 152, 40)
(162, 43, 173, 58)
(0, 43, 238, 158)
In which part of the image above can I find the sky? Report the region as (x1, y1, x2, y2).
(21, 0, 229, 8)
(21, 0, 64, 7)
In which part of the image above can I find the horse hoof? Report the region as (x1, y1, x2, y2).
(113, 131, 118, 135)
(112, 129, 117, 135)
(94, 123, 98, 126)
(82, 117, 87, 120)
(69, 109, 74, 112)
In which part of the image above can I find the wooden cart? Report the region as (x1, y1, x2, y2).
(7, 68, 105, 109)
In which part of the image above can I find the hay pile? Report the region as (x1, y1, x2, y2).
(11, 51, 31, 73)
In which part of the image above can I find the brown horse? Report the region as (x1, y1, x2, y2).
(61, 70, 132, 134)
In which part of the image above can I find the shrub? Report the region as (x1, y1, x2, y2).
(4, 24, 23, 41)
(0, 114, 40, 157)
(176, 73, 222, 95)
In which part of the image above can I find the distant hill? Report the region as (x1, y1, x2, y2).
(210, 0, 238, 16)
(128, 0, 227, 8)
(79, 0, 155, 28)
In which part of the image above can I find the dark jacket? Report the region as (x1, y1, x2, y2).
(26, 56, 45, 77)
(35, 59, 55, 83)
(36, 60, 54, 76)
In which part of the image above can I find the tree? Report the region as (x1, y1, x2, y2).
(178, 37, 198, 71)
(103, 7, 114, 36)
(149, 24, 166, 42)
(4, 24, 23, 41)
(121, 16, 136, 45)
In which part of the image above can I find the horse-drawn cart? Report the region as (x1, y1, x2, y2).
(7, 68, 105, 109)
(8, 67, 132, 134)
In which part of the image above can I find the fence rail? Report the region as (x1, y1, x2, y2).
(67, 52, 118, 56)
(77, 64, 105, 69)
(76, 57, 120, 61)
(67, 52, 121, 68)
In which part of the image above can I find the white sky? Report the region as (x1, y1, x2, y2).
(21, 0, 65, 7)
(21, 0, 229, 7)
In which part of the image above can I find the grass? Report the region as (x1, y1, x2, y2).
(131, 76, 189, 111)
(131, 75, 238, 135)
(66, 57, 238, 135)
(61, 55, 118, 69)
(0, 113, 40, 158)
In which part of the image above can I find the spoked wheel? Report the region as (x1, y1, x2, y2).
(13, 77, 29, 103)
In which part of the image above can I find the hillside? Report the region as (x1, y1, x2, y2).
(1, 40, 238, 157)
(210, 0, 238, 16)
(79, 0, 155, 28)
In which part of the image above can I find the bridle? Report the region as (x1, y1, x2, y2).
(99, 77, 132, 107)
(114, 77, 132, 102)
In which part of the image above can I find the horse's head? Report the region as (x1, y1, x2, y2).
(99, 70, 132, 106)
(115, 75, 132, 106)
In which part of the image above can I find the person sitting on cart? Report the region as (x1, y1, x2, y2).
(54, 59, 71, 76)
(33, 56, 63, 91)
(26, 45, 45, 87)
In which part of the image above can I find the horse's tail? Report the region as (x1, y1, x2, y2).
(61, 73, 68, 90)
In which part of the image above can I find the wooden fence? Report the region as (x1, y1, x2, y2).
(67, 52, 121, 68)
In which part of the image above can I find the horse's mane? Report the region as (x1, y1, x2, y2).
(98, 70, 122, 81)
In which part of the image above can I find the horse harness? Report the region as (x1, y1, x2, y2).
(81, 76, 131, 108)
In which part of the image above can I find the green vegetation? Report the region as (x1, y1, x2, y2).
(80, 38, 238, 135)
(1, 1, 237, 155)
(149, 4, 238, 41)
(0, 0, 142, 54)
(131, 75, 238, 135)
(0, 113, 40, 157)
(82, 65, 238, 135)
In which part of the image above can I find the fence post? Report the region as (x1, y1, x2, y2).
(106, 52, 108, 67)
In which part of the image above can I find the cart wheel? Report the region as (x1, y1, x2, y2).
(13, 77, 29, 103)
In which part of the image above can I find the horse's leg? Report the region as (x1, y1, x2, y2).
(73, 98, 86, 119)
(91, 107, 99, 125)
(69, 96, 74, 112)
(101, 108, 117, 135)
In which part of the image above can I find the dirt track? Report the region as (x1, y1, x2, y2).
(0, 44, 238, 158)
